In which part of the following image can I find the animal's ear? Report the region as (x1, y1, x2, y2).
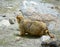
(16, 15, 20, 19)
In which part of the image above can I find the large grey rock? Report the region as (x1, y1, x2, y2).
(20, 0, 58, 16)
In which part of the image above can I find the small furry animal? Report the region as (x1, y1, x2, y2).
(16, 14, 54, 38)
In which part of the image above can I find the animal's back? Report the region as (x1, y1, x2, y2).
(22, 20, 47, 35)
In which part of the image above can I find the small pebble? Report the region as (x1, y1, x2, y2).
(2, 15, 6, 17)
(9, 18, 15, 24)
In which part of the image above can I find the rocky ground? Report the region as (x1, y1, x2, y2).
(0, 0, 60, 47)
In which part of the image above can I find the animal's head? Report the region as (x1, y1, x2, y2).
(16, 14, 24, 23)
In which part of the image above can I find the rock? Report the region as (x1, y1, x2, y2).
(41, 35, 50, 42)
(0, 20, 10, 27)
(41, 35, 57, 42)
(15, 37, 20, 41)
(2, 15, 6, 17)
(51, 7, 54, 9)
(41, 35, 59, 47)
(20, 0, 58, 16)
(9, 17, 15, 24)
(41, 39, 60, 47)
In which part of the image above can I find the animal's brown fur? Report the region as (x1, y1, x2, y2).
(16, 14, 54, 38)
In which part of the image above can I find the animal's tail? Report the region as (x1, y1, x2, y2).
(46, 30, 54, 38)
